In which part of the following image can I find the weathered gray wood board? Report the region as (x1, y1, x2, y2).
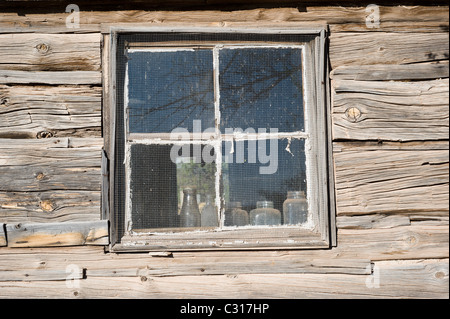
(332, 79, 449, 141)
(0, 70, 101, 85)
(5, 220, 109, 248)
(0, 191, 101, 223)
(0, 85, 101, 138)
(331, 62, 449, 81)
(0, 257, 446, 298)
(330, 32, 449, 68)
(0, 268, 84, 282)
(336, 214, 411, 229)
(0, 143, 102, 192)
(334, 146, 449, 216)
(0, 6, 447, 33)
(0, 33, 101, 71)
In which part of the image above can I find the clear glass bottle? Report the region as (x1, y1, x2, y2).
(179, 187, 201, 227)
(224, 202, 249, 226)
(283, 191, 308, 225)
(250, 201, 281, 226)
(201, 194, 218, 227)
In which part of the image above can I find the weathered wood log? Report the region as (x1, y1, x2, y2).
(5, 220, 109, 248)
(336, 214, 411, 229)
(331, 62, 449, 81)
(0, 139, 102, 192)
(0, 258, 446, 298)
(0, 268, 84, 282)
(0, 224, 6, 247)
(333, 145, 449, 216)
(0, 6, 447, 33)
(0, 190, 101, 223)
(0, 33, 101, 71)
(0, 85, 101, 138)
(330, 32, 449, 68)
(332, 78, 449, 141)
(0, 70, 101, 85)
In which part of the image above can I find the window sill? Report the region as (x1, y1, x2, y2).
(111, 227, 329, 252)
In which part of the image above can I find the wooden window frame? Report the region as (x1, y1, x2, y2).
(102, 24, 336, 252)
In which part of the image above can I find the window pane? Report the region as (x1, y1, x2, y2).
(222, 138, 307, 225)
(129, 143, 217, 230)
(219, 48, 304, 133)
(127, 49, 215, 133)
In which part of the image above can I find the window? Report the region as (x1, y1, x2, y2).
(105, 26, 335, 251)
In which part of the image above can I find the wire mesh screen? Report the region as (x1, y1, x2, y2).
(219, 47, 304, 132)
(115, 32, 312, 238)
(127, 49, 215, 133)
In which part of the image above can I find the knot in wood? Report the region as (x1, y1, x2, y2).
(36, 172, 45, 181)
(345, 107, 362, 123)
(40, 200, 54, 212)
(36, 131, 54, 139)
(35, 42, 50, 54)
(0, 97, 9, 107)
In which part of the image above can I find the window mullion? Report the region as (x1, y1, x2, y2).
(213, 46, 223, 228)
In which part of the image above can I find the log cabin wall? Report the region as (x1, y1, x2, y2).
(0, 0, 448, 298)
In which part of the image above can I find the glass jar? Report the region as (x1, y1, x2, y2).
(201, 194, 218, 227)
(283, 191, 308, 225)
(250, 201, 281, 226)
(179, 187, 201, 227)
(224, 202, 249, 226)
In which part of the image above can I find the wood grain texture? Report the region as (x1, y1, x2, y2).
(332, 78, 449, 141)
(0, 258, 446, 298)
(0, 191, 101, 223)
(5, 220, 109, 247)
(0, 70, 101, 85)
(0, 85, 101, 138)
(0, 138, 102, 192)
(330, 32, 449, 68)
(0, 33, 101, 71)
(0, 6, 447, 33)
(331, 62, 449, 81)
(334, 144, 449, 216)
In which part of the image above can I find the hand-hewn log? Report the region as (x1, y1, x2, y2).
(0, 85, 101, 138)
(336, 214, 411, 229)
(331, 62, 449, 81)
(0, 139, 102, 192)
(0, 33, 101, 71)
(333, 144, 449, 216)
(0, 190, 101, 224)
(330, 32, 449, 68)
(0, 70, 101, 85)
(0, 6, 447, 33)
(332, 78, 449, 141)
(5, 220, 109, 248)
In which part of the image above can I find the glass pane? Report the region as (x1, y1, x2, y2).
(222, 138, 307, 226)
(127, 49, 215, 133)
(129, 143, 217, 230)
(219, 47, 304, 133)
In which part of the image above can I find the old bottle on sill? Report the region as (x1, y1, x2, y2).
(250, 201, 281, 226)
(180, 187, 201, 227)
(201, 194, 218, 227)
(224, 202, 249, 226)
(283, 191, 308, 225)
